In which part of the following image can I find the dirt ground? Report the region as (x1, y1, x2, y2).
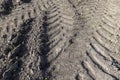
(0, 0, 120, 80)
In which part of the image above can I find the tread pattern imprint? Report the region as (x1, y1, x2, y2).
(69, 0, 120, 80)
(0, 0, 120, 80)
(0, 0, 82, 80)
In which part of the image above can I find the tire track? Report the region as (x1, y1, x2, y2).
(39, 11, 51, 79)
(18, 1, 57, 80)
(0, 0, 53, 80)
(47, 0, 75, 63)
(38, 3, 62, 79)
(45, 0, 82, 80)
(0, 18, 34, 80)
(16, 1, 64, 79)
(68, 0, 120, 79)
(0, 0, 120, 80)
(18, 18, 42, 80)
(81, 0, 120, 80)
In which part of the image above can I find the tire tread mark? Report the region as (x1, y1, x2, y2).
(88, 43, 119, 77)
(1, 18, 34, 80)
(81, 61, 96, 80)
(86, 51, 118, 80)
(38, 2, 61, 79)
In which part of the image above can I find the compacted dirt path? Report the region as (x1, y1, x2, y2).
(0, 0, 120, 80)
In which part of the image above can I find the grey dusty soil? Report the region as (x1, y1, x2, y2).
(0, 0, 120, 80)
